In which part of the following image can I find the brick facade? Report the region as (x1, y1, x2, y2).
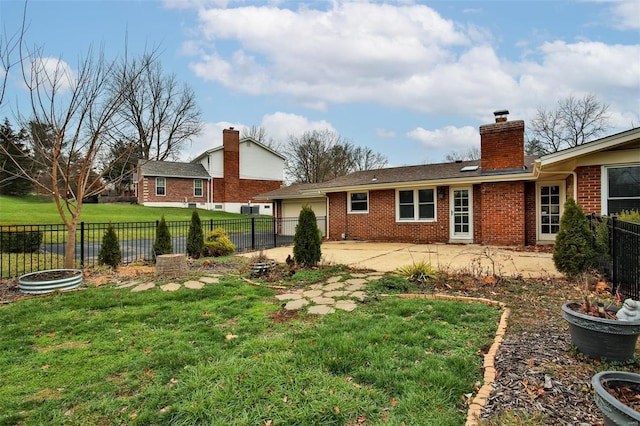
(524, 182, 537, 245)
(139, 176, 209, 204)
(575, 165, 601, 215)
(478, 181, 526, 245)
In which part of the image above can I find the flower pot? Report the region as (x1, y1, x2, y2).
(562, 302, 640, 362)
(592, 371, 640, 426)
(18, 269, 83, 294)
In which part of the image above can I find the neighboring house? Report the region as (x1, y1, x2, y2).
(135, 128, 285, 214)
(256, 112, 639, 245)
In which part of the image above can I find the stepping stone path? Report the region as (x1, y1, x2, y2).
(118, 272, 379, 316)
(275, 272, 381, 315)
(119, 275, 221, 292)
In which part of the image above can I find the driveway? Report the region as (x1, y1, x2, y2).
(248, 241, 560, 278)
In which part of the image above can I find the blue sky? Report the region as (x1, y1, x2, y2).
(1, 0, 639, 167)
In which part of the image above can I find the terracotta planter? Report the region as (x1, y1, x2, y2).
(592, 371, 640, 426)
(561, 302, 640, 362)
(19, 269, 83, 294)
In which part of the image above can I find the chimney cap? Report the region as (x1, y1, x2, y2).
(229, 126, 235, 130)
(493, 110, 509, 117)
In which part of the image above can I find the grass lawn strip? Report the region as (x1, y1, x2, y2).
(0, 275, 501, 425)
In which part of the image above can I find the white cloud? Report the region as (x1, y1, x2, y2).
(25, 57, 75, 94)
(406, 125, 479, 153)
(607, 0, 640, 30)
(376, 128, 396, 138)
(182, 1, 638, 130)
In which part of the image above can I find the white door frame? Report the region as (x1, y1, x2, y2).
(450, 186, 473, 241)
(536, 181, 566, 243)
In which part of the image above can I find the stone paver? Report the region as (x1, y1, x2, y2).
(116, 281, 141, 289)
(308, 305, 335, 315)
(160, 283, 181, 292)
(324, 290, 350, 298)
(346, 284, 366, 291)
(323, 282, 344, 291)
(276, 293, 303, 301)
(326, 276, 342, 283)
(302, 289, 323, 298)
(184, 281, 205, 289)
(284, 299, 309, 310)
(310, 297, 336, 305)
(335, 300, 358, 311)
(131, 282, 156, 292)
(199, 276, 219, 284)
(345, 278, 368, 285)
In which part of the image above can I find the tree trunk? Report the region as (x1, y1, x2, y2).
(64, 223, 77, 269)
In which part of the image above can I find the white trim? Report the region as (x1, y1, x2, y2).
(449, 186, 473, 240)
(601, 163, 640, 215)
(348, 191, 369, 214)
(536, 181, 565, 242)
(155, 177, 166, 196)
(395, 188, 437, 222)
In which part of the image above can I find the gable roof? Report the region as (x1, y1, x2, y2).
(138, 160, 210, 179)
(538, 127, 640, 168)
(190, 137, 287, 164)
(254, 182, 328, 200)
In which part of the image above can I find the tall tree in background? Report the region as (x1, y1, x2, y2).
(241, 125, 283, 152)
(0, 3, 26, 107)
(286, 129, 387, 183)
(0, 118, 32, 195)
(445, 146, 480, 162)
(527, 94, 610, 155)
(100, 139, 144, 195)
(110, 53, 202, 160)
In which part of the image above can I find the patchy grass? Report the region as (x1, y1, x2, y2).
(0, 273, 501, 425)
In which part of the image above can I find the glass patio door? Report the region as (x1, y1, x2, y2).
(450, 187, 473, 240)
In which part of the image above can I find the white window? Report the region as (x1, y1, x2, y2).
(349, 192, 368, 213)
(539, 184, 561, 235)
(155, 177, 166, 196)
(603, 165, 640, 215)
(397, 188, 436, 221)
(194, 179, 203, 197)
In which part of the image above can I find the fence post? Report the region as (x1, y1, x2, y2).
(251, 217, 256, 250)
(611, 216, 618, 293)
(80, 222, 85, 268)
(273, 216, 277, 248)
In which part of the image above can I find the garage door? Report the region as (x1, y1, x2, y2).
(282, 198, 327, 236)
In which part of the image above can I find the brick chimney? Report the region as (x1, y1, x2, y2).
(223, 127, 240, 202)
(480, 110, 525, 173)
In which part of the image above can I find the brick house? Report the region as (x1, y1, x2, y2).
(257, 113, 639, 245)
(135, 128, 285, 214)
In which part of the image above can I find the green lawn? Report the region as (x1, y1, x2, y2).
(0, 273, 502, 425)
(0, 195, 245, 225)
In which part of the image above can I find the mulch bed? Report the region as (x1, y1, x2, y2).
(1, 263, 638, 425)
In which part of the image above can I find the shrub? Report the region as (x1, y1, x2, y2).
(396, 261, 438, 284)
(553, 199, 597, 279)
(98, 223, 122, 269)
(0, 226, 42, 253)
(203, 227, 235, 257)
(152, 216, 173, 260)
(186, 210, 205, 259)
(293, 205, 321, 268)
(618, 209, 640, 224)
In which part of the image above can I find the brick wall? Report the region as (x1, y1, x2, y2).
(575, 165, 601, 214)
(479, 181, 526, 245)
(327, 188, 450, 243)
(524, 182, 537, 245)
(139, 176, 209, 204)
(480, 120, 525, 172)
(223, 128, 240, 202)
(473, 184, 482, 243)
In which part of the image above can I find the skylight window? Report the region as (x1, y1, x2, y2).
(460, 165, 479, 172)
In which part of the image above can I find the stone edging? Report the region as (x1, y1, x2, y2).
(394, 293, 509, 426)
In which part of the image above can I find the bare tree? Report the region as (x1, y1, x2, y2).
(527, 94, 610, 155)
(241, 125, 285, 153)
(1, 45, 144, 267)
(286, 129, 387, 183)
(110, 53, 202, 160)
(444, 146, 480, 162)
(0, 2, 27, 107)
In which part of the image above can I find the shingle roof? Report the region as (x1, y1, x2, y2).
(314, 156, 538, 191)
(138, 160, 210, 179)
(255, 182, 327, 199)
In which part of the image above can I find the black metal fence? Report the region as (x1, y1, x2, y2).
(589, 215, 640, 300)
(0, 216, 327, 279)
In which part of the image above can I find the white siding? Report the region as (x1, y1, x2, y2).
(240, 141, 284, 181)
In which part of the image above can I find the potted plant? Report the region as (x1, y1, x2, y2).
(555, 200, 640, 362)
(592, 371, 640, 425)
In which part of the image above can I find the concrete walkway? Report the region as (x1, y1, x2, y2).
(247, 241, 560, 278)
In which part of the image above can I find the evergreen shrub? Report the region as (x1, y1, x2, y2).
(293, 205, 321, 268)
(98, 223, 122, 268)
